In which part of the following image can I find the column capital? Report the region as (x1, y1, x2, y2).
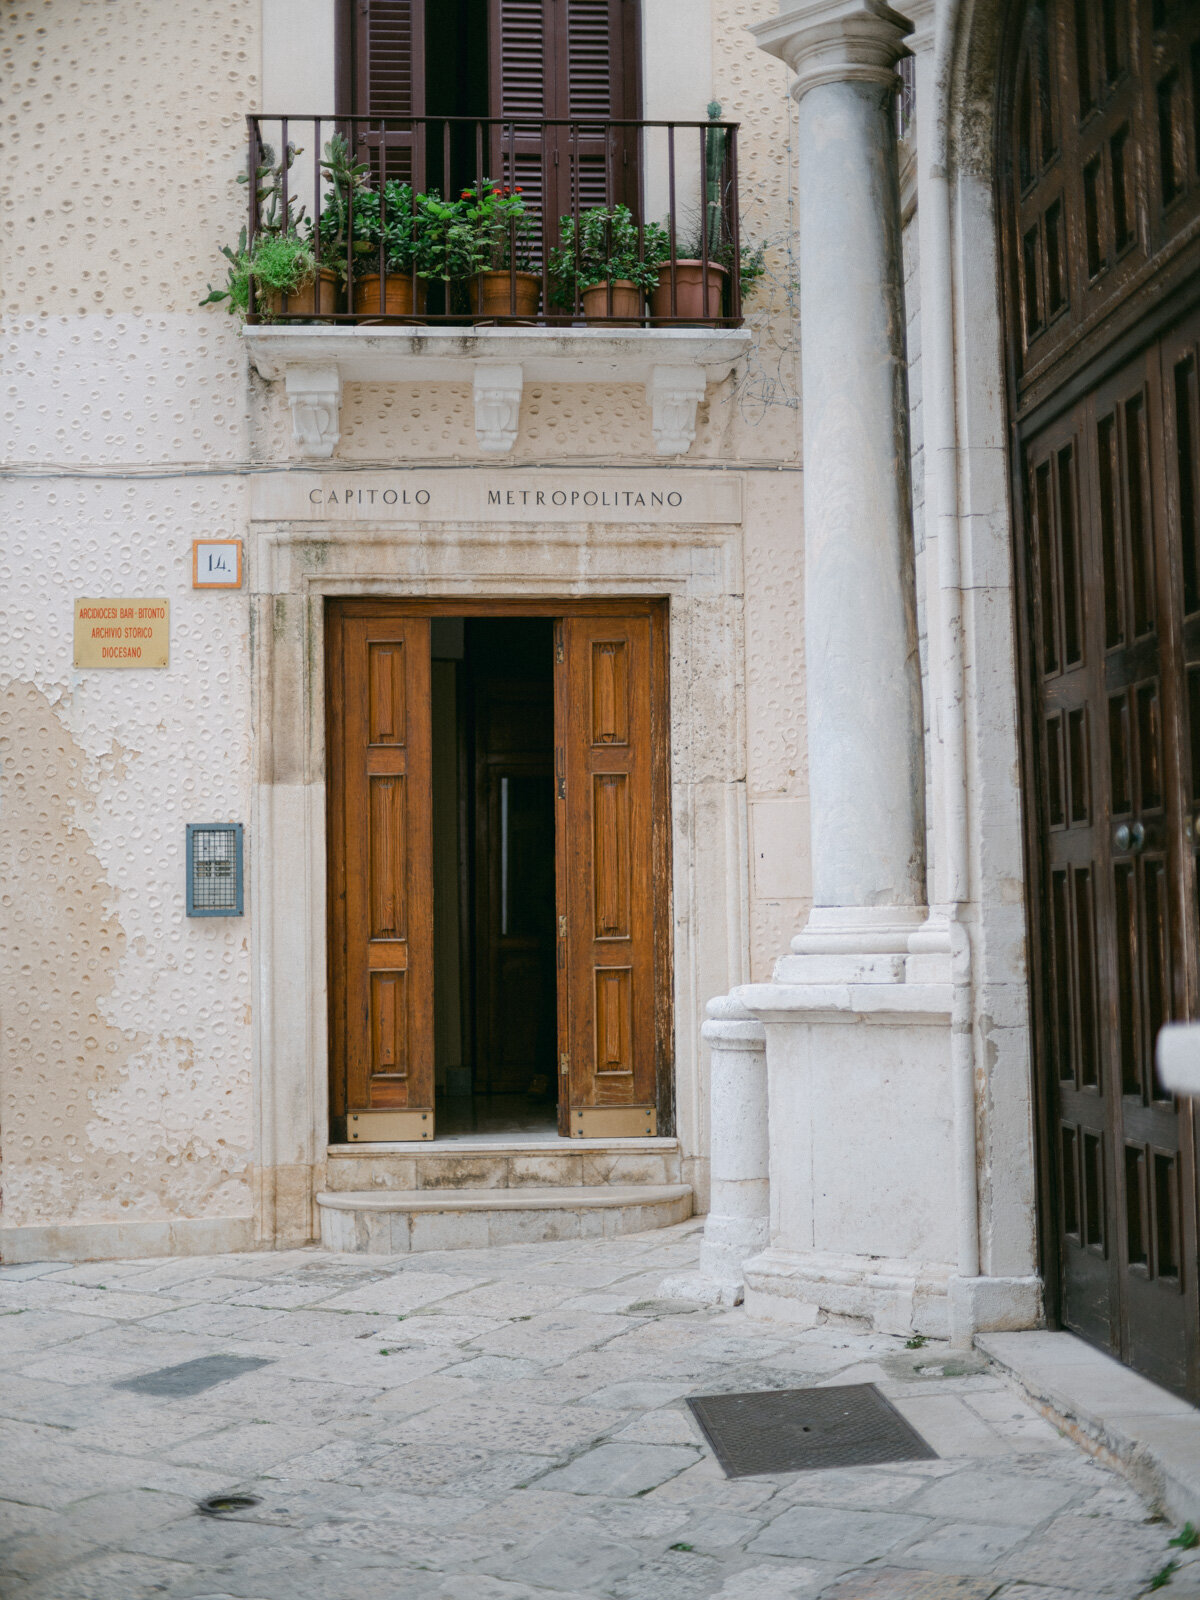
(750, 0, 913, 100)
(899, 0, 934, 56)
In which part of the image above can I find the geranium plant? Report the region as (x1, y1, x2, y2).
(455, 181, 536, 272)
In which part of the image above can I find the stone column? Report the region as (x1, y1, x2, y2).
(754, 0, 925, 957)
(735, 1, 962, 1339)
(660, 996, 769, 1305)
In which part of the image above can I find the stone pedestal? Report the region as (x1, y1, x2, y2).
(661, 996, 769, 1305)
(736, 0, 965, 1335)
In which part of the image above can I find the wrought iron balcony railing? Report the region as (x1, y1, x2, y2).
(245, 114, 744, 327)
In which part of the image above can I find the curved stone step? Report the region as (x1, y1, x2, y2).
(316, 1183, 693, 1255)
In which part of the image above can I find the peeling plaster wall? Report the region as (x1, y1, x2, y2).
(1, 0, 802, 1253)
(1, 1, 258, 1254)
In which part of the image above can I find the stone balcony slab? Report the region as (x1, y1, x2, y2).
(242, 324, 753, 460)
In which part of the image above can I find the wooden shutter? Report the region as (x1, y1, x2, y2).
(489, 0, 638, 247)
(352, 0, 426, 186)
(328, 607, 435, 1141)
(556, 611, 663, 1138)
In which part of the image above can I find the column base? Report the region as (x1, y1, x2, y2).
(659, 993, 770, 1308)
(742, 1246, 955, 1337)
(659, 1216, 771, 1306)
(741, 1251, 1043, 1344)
(948, 1274, 1043, 1343)
(737, 911, 963, 1334)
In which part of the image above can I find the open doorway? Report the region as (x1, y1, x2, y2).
(432, 617, 558, 1136)
(326, 598, 670, 1144)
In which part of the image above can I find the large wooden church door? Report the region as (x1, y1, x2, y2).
(1003, 0, 1200, 1395)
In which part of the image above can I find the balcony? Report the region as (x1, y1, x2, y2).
(236, 115, 755, 458)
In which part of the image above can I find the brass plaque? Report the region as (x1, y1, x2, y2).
(74, 599, 169, 668)
(572, 1107, 657, 1139)
(347, 1109, 434, 1141)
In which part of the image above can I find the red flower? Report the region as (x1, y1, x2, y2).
(514, 186, 523, 192)
(492, 187, 503, 196)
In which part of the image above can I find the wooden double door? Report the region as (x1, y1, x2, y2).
(326, 600, 671, 1141)
(1024, 321, 1200, 1395)
(1002, 0, 1200, 1397)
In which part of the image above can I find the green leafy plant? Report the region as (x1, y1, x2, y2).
(316, 179, 428, 280)
(1169, 1525, 1200, 1550)
(201, 141, 316, 316)
(314, 133, 371, 277)
(1147, 1559, 1178, 1590)
(904, 1334, 928, 1349)
(548, 205, 670, 304)
(415, 191, 482, 283)
(249, 231, 317, 295)
(200, 228, 251, 314)
(200, 228, 315, 316)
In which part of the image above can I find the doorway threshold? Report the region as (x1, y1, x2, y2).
(977, 1331, 1200, 1523)
(328, 1132, 678, 1154)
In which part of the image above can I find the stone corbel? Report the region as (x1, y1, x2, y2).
(473, 362, 524, 453)
(284, 364, 342, 460)
(647, 364, 707, 456)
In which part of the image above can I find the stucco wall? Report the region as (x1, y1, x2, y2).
(0, 0, 803, 1253)
(1, 1, 259, 1253)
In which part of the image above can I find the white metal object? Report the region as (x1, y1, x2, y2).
(1156, 1023, 1200, 1097)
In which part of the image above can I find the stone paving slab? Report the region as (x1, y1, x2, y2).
(0, 1219, 1193, 1599)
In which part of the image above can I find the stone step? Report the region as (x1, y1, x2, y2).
(324, 1136, 682, 1194)
(316, 1182, 693, 1255)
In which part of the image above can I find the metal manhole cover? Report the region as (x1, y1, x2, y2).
(114, 1354, 272, 1398)
(686, 1383, 937, 1477)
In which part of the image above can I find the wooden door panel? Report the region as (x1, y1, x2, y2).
(557, 612, 661, 1136)
(329, 608, 434, 1139)
(1026, 405, 1119, 1348)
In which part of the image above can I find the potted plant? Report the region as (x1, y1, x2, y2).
(200, 227, 329, 319)
(415, 190, 483, 305)
(648, 105, 765, 322)
(650, 228, 766, 322)
(456, 181, 540, 319)
(316, 176, 429, 317)
(548, 206, 668, 322)
(201, 142, 338, 319)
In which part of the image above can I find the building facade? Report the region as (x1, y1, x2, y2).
(3, 0, 1199, 1402)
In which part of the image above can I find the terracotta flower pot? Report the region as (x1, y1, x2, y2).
(581, 279, 644, 324)
(650, 261, 728, 322)
(469, 270, 541, 320)
(262, 268, 340, 318)
(352, 274, 428, 317)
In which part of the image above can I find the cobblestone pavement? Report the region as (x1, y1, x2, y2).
(1, 1219, 1195, 1600)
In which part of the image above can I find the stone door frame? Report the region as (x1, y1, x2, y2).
(246, 491, 748, 1247)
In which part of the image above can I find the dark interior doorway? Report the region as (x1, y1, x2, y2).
(431, 617, 558, 1134)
